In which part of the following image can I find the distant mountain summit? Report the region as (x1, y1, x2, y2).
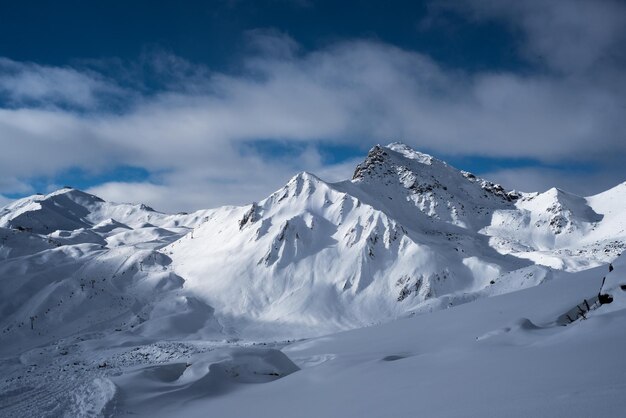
(349, 143, 519, 230)
(1, 143, 624, 348)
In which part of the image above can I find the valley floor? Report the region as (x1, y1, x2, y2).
(2, 261, 625, 417)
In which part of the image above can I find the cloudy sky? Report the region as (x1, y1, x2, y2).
(1, 0, 624, 211)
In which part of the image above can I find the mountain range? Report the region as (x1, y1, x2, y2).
(1, 142, 624, 348)
(1, 143, 625, 416)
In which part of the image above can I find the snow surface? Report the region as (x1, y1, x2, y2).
(152, 260, 626, 418)
(0, 143, 624, 417)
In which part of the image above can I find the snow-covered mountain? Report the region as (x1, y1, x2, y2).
(165, 143, 623, 335)
(165, 143, 537, 337)
(1, 143, 625, 347)
(0, 142, 625, 416)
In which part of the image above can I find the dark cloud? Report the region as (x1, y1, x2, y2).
(437, 0, 626, 74)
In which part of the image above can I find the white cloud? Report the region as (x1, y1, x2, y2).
(1, 14, 625, 211)
(86, 182, 174, 211)
(0, 175, 32, 195)
(84, 144, 359, 212)
(0, 194, 13, 208)
(0, 58, 126, 109)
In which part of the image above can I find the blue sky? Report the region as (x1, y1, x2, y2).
(0, 1, 522, 71)
(1, 0, 625, 211)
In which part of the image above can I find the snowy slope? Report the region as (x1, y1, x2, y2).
(483, 182, 626, 270)
(165, 143, 622, 336)
(166, 174, 533, 337)
(0, 188, 223, 356)
(4, 254, 615, 417)
(140, 257, 625, 418)
(163, 144, 536, 336)
(0, 187, 213, 235)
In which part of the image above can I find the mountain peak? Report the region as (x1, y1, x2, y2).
(44, 187, 105, 203)
(385, 142, 435, 165)
(351, 145, 392, 181)
(290, 171, 322, 184)
(351, 142, 453, 184)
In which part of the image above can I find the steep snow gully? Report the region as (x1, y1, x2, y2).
(0, 143, 624, 417)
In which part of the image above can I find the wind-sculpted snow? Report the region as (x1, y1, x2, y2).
(136, 257, 626, 418)
(0, 143, 624, 416)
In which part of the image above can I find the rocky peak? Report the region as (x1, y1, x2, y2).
(352, 143, 519, 204)
(352, 145, 389, 181)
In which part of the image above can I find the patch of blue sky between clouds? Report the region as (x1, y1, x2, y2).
(5, 166, 151, 199)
